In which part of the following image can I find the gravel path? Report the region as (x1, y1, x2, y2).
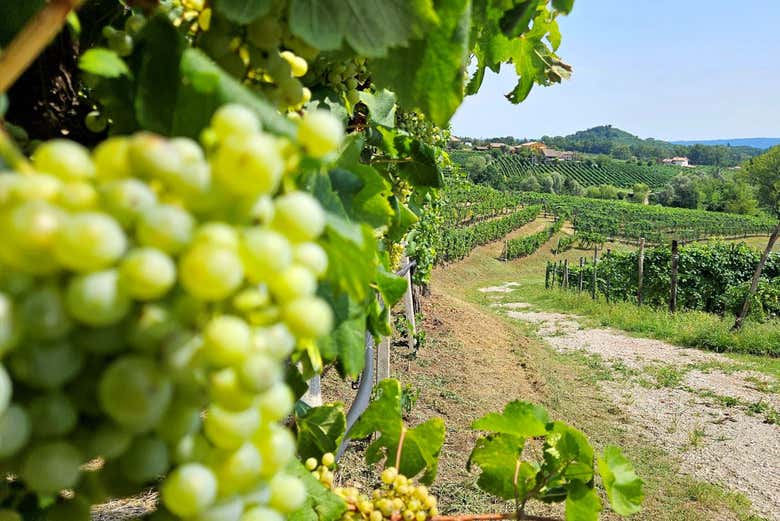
(483, 290, 780, 520)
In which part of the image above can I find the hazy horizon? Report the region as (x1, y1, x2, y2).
(450, 0, 780, 141)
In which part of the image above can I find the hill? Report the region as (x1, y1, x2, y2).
(539, 125, 763, 166)
(671, 137, 780, 150)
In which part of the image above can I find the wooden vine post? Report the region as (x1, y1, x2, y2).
(562, 259, 568, 289)
(591, 246, 598, 300)
(578, 257, 584, 292)
(669, 240, 679, 312)
(637, 237, 645, 306)
(544, 262, 550, 289)
(402, 256, 416, 352)
(605, 249, 611, 302)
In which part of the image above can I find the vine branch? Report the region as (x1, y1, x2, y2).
(395, 425, 407, 470)
(0, 0, 81, 94)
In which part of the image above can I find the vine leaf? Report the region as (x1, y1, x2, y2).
(78, 49, 129, 78)
(565, 480, 602, 521)
(348, 379, 444, 484)
(372, 0, 471, 126)
(288, 0, 437, 58)
(288, 460, 347, 521)
(358, 90, 397, 128)
(467, 433, 529, 500)
(296, 403, 347, 461)
(472, 400, 550, 437)
(597, 445, 644, 515)
(212, 0, 274, 24)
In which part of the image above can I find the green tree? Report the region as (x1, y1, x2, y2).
(631, 182, 650, 204)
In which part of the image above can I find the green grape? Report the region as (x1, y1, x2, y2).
(126, 303, 180, 353)
(297, 110, 345, 158)
(161, 463, 218, 517)
(292, 242, 328, 278)
(237, 353, 281, 393)
(8, 340, 83, 389)
(136, 204, 195, 255)
(92, 137, 132, 180)
(54, 212, 127, 271)
(73, 324, 125, 355)
(189, 496, 244, 521)
(107, 30, 134, 57)
(179, 243, 244, 301)
(209, 368, 256, 412)
(27, 391, 77, 438)
(251, 323, 295, 360)
(18, 285, 72, 340)
(211, 134, 284, 196)
(172, 433, 211, 465)
(194, 222, 240, 250)
(8, 173, 61, 202)
(32, 139, 95, 181)
(155, 398, 201, 444)
(85, 110, 108, 133)
(247, 17, 281, 50)
(271, 191, 326, 242)
(256, 383, 293, 422)
(98, 355, 173, 432)
(240, 228, 292, 283)
(268, 474, 306, 513)
(119, 247, 176, 300)
(267, 264, 316, 303)
(304, 457, 317, 471)
(322, 452, 335, 467)
(100, 178, 158, 227)
(119, 434, 169, 483)
(0, 404, 30, 458)
(20, 441, 83, 493)
(212, 441, 263, 495)
(58, 181, 99, 210)
(0, 201, 63, 274)
(280, 51, 308, 78)
(45, 496, 91, 521)
(203, 315, 251, 367)
(0, 293, 20, 356)
(0, 509, 22, 521)
(87, 422, 133, 460)
(203, 404, 260, 450)
(210, 104, 261, 140)
(125, 14, 146, 34)
(65, 269, 132, 326)
(282, 296, 333, 339)
(241, 506, 284, 521)
(253, 424, 295, 476)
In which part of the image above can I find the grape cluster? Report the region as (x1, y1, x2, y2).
(0, 104, 345, 519)
(307, 455, 438, 521)
(396, 112, 449, 148)
(309, 57, 370, 106)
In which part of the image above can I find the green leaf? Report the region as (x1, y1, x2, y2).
(467, 434, 525, 499)
(552, 0, 575, 14)
(288, 460, 348, 521)
(565, 480, 602, 521)
(0, 94, 7, 118)
(372, 0, 471, 126)
(134, 14, 185, 134)
(320, 215, 377, 302)
(296, 404, 347, 461)
(386, 199, 419, 244)
(288, 0, 437, 57)
(329, 166, 394, 229)
(394, 137, 442, 188)
(212, 0, 274, 24)
(498, 0, 540, 37)
(348, 379, 444, 484)
(472, 400, 550, 437)
(359, 89, 397, 128)
(597, 445, 643, 516)
(545, 422, 594, 483)
(78, 48, 130, 78)
(317, 288, 367, 378)
(175, 49, 296, 138)
(375, 267, 408, 308)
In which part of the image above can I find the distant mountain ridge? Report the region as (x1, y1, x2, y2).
(671, 138, 780, 150)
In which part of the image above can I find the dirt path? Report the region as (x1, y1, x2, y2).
(482, 285, 780, 520)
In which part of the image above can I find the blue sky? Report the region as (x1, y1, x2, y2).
(451, 0, 780, 141)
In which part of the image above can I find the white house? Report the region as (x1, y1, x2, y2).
(662, 156, 690, 167)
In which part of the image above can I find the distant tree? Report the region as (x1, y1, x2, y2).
(563, 177, 585, 196)
(518, 175, 541, 192)
(464, 155, 488, 181)
(733, 146, 780, 330)
(610, 143, 632, 160)
(631, 182, 650, 204)
(538, 173, 555, 193)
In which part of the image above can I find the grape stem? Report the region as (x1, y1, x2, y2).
(395, 425, 407, 470)
(346, 504, 561, 521)
(0, 0, 81, 94)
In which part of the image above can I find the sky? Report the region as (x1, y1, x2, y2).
(451, 0, 780, 141)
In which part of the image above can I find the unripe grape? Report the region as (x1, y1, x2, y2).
(209, 368, 256, 411)
(100, 178, 157, 227)
(268, 474, 306, 512)
(119, 435, 169, 483)
(65, 269, 131, 326)
(190, 496, 245, 521)
(0, 294, 19, 356)
(0, 510, 21, 521)
(271, 191, 326, 242)
(127, 132, 184, 180)
(280, 51, 308, 78)
(211, 134, 284, 196)
(210, 103, 260, 140)
(241, 228, 292, 282)
(58, 181, 99, 210)
(322, 452, 335, 467)
(282, 296, 333, 339)
(32, 139, 94, 181)
(381, 467, 398, 485)
(203, 315, 251, 367)
(298, 110, 344, 158)
(0, 404, 30, 458)
(136, 204, 195, 255)
(9, 173, 61, 202)
(54, 212, 127, 271)
(18, 285, 72, 340)
(46, 496, 91, 521)
(247, 17, 281, 49)
(93, 137, 132, 180)
(241, 506, 284, 521)
(87, 422, 133, 460)
(180, 243, 244, 301)
(27, 391, 77, 438)
(212, 441, 263, 494)
(237, 352, 281, 393)
(203, 404, 260, 450)
(370, 510, 383, 521)
(20, 441, 83, 493)
(0, 201, 63, 274)
(125, 14, 146, 34)
(161, 463, 218, 517)
(256, 382, 294, 421)
(8, 341, 83, 389)
(252, 323, 296, 360)
(305, 457, 318, 471)
(194, 222, 240, 250)
(98, 355, 173, 432)
(85, 110, 108, 133)
(254, 424, 295, 474)
(119, 247, 176, 300)
(267, 264, 317, 303)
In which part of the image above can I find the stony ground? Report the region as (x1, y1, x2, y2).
(484, 283, 780, 520)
